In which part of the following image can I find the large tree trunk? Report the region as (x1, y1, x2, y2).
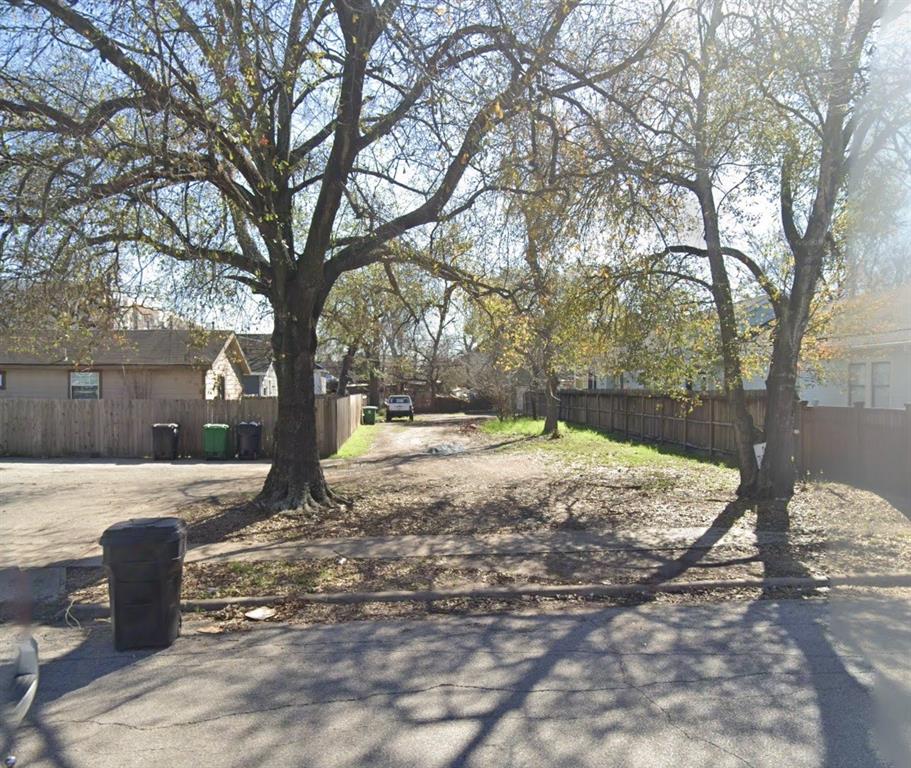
(337, 344, 357, 397)
(758, 248, 822, 504)
(258, 288, 332, 511)
(366, 347, 381, 407)
(697, 181, 759, 496)
(759, 335, 800, 503)
(727, 384, 759, 496)
(543, 371, 560, 438)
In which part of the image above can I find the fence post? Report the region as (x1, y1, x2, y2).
(623, 394, 630, 438)
(797, 401, 808, 478)
(708, 396, 715, 457)
(854, 401, 864, 486)
(906, 404, 911, 503)
(683, 403, 689, 452)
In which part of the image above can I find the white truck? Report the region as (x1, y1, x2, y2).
(385, 394, 414, 422)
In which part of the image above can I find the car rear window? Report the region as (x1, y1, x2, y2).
(389, 396, 411, 403)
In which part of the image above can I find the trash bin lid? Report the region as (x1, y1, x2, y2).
(238, 421, 262, 427)
(100, 517, 186, 547)
(203, 423, 230, 429)
(152, 423, 179, 429)
(363, 406, 378, 412)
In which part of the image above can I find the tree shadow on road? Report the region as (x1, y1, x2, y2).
(752, 502, 892, 768)
(14, 496, 904, 767)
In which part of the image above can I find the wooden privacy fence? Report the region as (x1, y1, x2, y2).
(799, 403, 911, 501)
(0, 394, 364, 459)
(523, 389, 766, 458)
(523, 389, 911, 501)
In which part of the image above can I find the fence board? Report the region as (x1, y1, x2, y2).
(522, 389, 766, 459)
(800, 403, 910, 500)
(522, 389, 911, 501)
(0, 395, 363, 459)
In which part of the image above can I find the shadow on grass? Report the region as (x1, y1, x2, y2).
(19, 488, 899, 767)
(181, 496, 273, 547)
(327, 435, 538, 471)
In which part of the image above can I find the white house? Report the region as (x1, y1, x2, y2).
(236, 333, 337, 397)
(576, 284, 911, 409)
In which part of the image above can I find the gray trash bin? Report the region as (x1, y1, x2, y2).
(236, 421, 263, 459)
(152, 423, 179, 460)
(100, 518, 187, 651)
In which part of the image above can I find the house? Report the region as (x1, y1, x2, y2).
(0, 329, 251, 400)
(236, 334, 278, 397)
(577, 283, 911, 409)
(235, 333, 337, 396)
(801, 284, 911, 409)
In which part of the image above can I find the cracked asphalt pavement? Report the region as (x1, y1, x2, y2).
(5, 594, 911, 767)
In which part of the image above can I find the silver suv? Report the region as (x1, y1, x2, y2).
(385, 394, 414, 422)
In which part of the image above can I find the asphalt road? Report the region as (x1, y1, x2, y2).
(0, 415, 479, 569)
(5, 596, 910, 767)
(0, 459, 271, 568)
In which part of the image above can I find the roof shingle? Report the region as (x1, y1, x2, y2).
(0, 330, 233, 367)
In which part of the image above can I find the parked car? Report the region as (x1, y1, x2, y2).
(385, 394, 414, 422)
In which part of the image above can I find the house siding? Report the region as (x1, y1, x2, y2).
(242, 365, 278, 397)
(0, 367, 69, 399)
(802, 347, 911, 409)
(0, 365, 208, 399)
(205, 341, 246, 400)
(102, 366, 206, 399)
(262, 364, 278, 396)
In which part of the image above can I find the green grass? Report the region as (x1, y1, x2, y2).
(482, 417, 731, 470)
(215, 562, 326, 595)
(330, 423, 380, 459)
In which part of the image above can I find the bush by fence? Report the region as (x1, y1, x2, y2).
(0, 394, 364, 459)
(523, 389, 911, 501)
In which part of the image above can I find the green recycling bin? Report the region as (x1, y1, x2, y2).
(362, 406, 378, 425)
(203, 423, 230, 459)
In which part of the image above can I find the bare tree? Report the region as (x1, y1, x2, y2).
(562, 0, 765, 493)
(567, 0, 905, 504)
(753, 0, 907, 502)
(0, 0, 581, 510)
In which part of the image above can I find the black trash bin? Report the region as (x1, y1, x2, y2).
(100, 518, 187, 651)
(236, 421, 262, 459)
(152, 423, 179, 460)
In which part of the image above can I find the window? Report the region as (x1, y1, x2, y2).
(242, 374, 262, 396)
(0, 370, 5, 390)
(69, 371, 100, 399)
(872, 362, 890, 408)
(848, 363, 866, 406)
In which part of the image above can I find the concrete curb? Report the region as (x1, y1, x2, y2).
(65, 573, 911, 619)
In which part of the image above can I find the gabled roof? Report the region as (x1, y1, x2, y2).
(236, 334, 273, 374)
(236, 333, 332, 374)
(831, 283, 911, 349)
(0, 329, 235, 367)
